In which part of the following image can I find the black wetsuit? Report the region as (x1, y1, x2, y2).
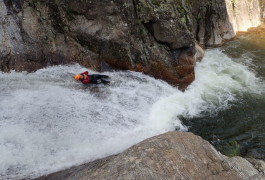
(89, 74, 110, 84)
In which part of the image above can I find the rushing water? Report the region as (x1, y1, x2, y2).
(0, 65, 179, 179)
(182, 27, 265, 159)
(0, 32, 264, 179)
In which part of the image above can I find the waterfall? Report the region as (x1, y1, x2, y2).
(0, 49, 263, 179)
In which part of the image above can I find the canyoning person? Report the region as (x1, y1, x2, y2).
(74, 71, 110, 84)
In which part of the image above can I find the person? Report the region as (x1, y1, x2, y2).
(74, 71, 110, 84)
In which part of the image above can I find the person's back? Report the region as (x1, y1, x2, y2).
(74, 71, 110, 84)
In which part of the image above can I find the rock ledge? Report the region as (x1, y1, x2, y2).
(37, 132, 265, 180)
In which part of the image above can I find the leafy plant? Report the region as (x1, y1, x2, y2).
(222, 140, 241, 157)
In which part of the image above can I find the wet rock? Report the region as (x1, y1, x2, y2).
(195, 43, 205, 62)
(36, 132, 265, 180)
(190, 0, 261, 47)
(189, 0, 235, 47)
(247, 158, 265, 177)
(137, 0, 194, 49)
(0, 0, 263, 89)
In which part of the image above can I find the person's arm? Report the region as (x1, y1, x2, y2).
(82, 78, 90, 84)
(81, 73, 90, 84)
(82, 71, 88, 75)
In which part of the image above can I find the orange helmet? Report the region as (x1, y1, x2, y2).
(74, 74, 81, 80)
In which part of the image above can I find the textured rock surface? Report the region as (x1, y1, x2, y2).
(261, 0, 265, 19)
(226, 0, 261, 32)
(36, 132, 265, 180)
(190, 0, 261, 47)
(0, 0, 262, 88)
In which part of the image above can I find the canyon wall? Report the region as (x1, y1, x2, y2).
(0, 0, 262, 89)
(226, 0, 261, 32)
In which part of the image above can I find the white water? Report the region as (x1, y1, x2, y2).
(0, 49, 263, 179)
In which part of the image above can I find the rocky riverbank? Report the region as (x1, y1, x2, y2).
(36, 132, 265, 180)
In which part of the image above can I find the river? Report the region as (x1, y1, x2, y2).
(182, 27, 265, 159)
(0, 30, 264, 179)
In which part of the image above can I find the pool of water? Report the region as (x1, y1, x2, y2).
(182, 26, 265, 159)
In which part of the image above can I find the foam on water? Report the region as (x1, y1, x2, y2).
(0, 49, 263, 179)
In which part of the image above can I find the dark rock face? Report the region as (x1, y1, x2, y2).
(190, 0, 233, 47)
(0, 0, 262, 88)
(36, 132, 265, 180)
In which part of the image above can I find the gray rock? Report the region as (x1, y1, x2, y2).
(226, 0, 261, 32)
(0, 0, 263, 88)
(0, 1, 23, 57)
(36, 132, 265, 180)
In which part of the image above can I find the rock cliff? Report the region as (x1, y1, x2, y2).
(37, 132, 265, 180)
(226, 0, 261, 31)
(0, 0, 262, 89)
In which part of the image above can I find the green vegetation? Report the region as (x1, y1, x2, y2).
(222, 141, 241, 157)
(231, 0, 238, 15)
(135, 18, 142, 26)
(180, 17, 186, 24)
(176, 4, 191, 29)
(134, 18, 148, 38)
(151, 0, 161, 7)
(176, 4, 186, 15)
(139, 26, 148, 37)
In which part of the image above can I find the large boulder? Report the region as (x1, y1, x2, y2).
(0, 0, 198, 89)
(37, 132, 265, 180)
